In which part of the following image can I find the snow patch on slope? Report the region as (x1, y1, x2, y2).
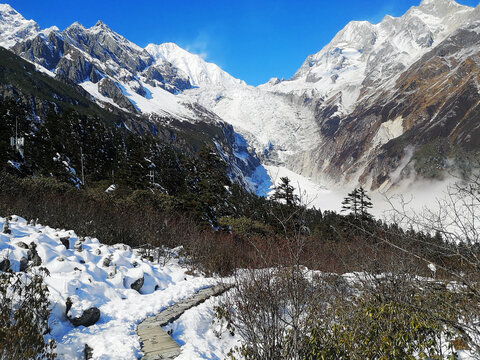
(372, 116, 405, 148)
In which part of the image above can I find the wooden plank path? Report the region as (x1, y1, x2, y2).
(138, 284, 232, 359)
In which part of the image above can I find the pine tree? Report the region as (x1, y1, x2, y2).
(272, 177, 298, 207)
(341, 186, 373, 219)
(357, 186, 373, 218)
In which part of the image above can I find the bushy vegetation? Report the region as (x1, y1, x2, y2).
(0, 268, 56, 360)
(215, 173, 480, 360)
(303, 276, 459, 360)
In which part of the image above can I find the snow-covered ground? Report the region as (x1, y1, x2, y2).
(0, 216, 232, 360)
(164, 293, 242, 360)
(1, 215, 477, 359)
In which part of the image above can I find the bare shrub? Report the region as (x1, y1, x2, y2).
(0, 268, 56, 360)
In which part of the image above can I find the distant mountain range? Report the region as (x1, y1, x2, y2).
(1, 0, 479, 194)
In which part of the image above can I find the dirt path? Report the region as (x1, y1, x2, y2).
(138, 284, 232, 359)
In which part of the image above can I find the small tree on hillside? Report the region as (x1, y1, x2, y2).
(272, 177, 299, 207)
(341, 186, 373, 219)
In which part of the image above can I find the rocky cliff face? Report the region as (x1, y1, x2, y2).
(9, 19, 195, 113)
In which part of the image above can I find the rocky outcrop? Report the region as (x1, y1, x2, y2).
(10, 19, 194, 102)
(64, 21, 153, 76)
(98, 78, 137, 112)
(142, 63, 192, 93)
(12, 30, 65, 70)
(55, 48, 93, 84)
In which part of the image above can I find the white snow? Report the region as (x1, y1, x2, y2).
(372, 116, 405, 148)
(146, 43, 245, 88)
(185, 84, 318, 163)
(0, 3, 40, 48)
(0, 216, 220, 360)
(164, 293, 242, 359)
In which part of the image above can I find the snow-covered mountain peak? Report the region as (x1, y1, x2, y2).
(0, 3, 39, 48)
(65, 21, 85, 31)
(0, 3, 14, 13)
(94, 20, 107, 28)
(417, 0, 463, 15)
(263, 0, 477, 104)
(63, 19, 150, 65)
(89, 20, 125, 37)
(146, 42, 245, 88)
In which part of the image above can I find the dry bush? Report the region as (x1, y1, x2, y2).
(0, 268, 56, 360)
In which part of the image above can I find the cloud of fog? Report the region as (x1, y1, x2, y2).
(184, 33, 210, 60)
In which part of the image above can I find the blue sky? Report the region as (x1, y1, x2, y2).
(7, 0, 479, 85)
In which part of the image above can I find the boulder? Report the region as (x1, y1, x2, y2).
(84, 344, 94, 360)
(68, 307, 101, 327)
(130, 277, 144, 293)
(15, 241, 29, 249)
(26, 243, 41, 266)
(2, 219, 10, 234)
(19, 257, 28, 272)
(102, 255, 112, 267)
(74, 240, 83, 252)
(0, 258, 10, 272)
(60, 236, 70, 249)
(31, 253, 42, 266)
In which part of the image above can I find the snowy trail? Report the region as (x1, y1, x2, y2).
(0, 216, 224, 359)
(138, 284, 232, 359)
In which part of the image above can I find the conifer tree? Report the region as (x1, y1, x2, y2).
(341, 186, 373, 219)
(272, 176, 298, 207)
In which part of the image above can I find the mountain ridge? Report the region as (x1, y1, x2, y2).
(1, 1, 479, 196)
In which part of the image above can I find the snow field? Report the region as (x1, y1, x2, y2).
(0, 216, 220, 360)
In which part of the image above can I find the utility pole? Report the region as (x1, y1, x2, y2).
(147, 169, 155, 188)
(15, 116, 17, 152)
(10, 116, 25, 157)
